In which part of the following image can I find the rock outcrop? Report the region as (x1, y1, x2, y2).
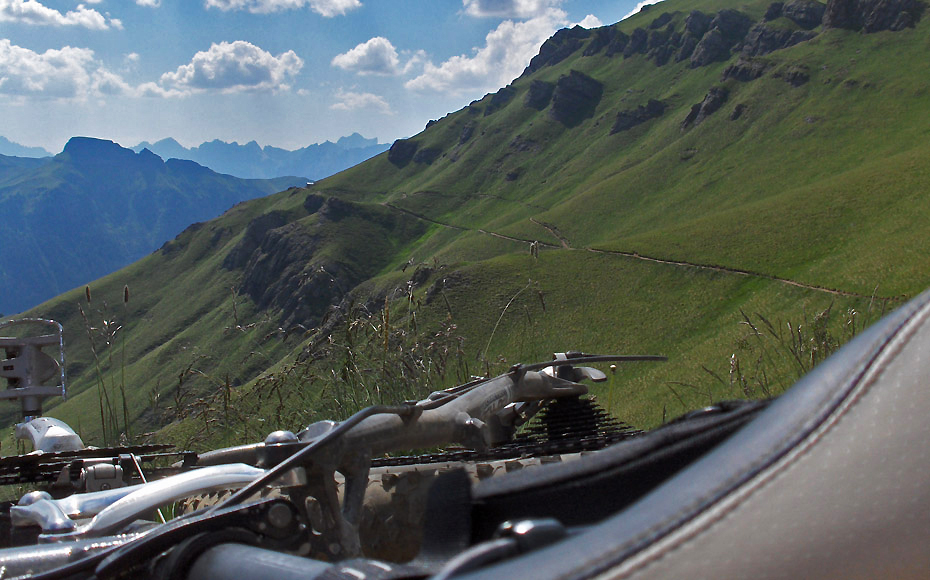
(388, 139, 418, 167)
(741, 23, 816, 58)
(413, 147, 443, 165)
(526, 26, 592, 73)
(223, 210, 290, 270)
(525, 80, 556, 110)
(763, 0, 826, 27)
(648, 27, 676, 65)
(304, 193, 325, 215)
(722, 57, 773, 81)
(775, 64, 811, 86)
(823, 0, 921, 31)
(764, 2, 786, 20)
(730, 103, 748, 120)
(229, 197, 426, 327)
(549, 70, 604, 127)
(624, 27, 649, 57)
(523, 0, 920, 83)
(518, 1, 920, 89)
(459, 122, 477, 144)
(784, 0, 828, 27)
(691, 10, 754, 67)
(386, 139, 444, 166)
(237, 220, 343, 328)
(316, 196, 355, 222)
(682, 87, 730, 129)
(690, 28, 732, 66)
(711, 9, 757, 40)
(584, 26, 630, 57)
(611, 100, 667, 134)
(676, 11, 713, 62)
(650, 12, 674, 29)
(485, 86, 516, 116)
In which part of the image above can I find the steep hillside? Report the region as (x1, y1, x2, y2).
(0, 153, 48, 176)
(0, 137, 304, 315)
(323, 0, 928, 298)
(9, 0, 930, 446)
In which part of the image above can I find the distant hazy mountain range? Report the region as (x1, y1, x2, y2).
(131, 133, 389, 180)
(0, 133, 389, 181)
(0, 136, 52, 158)
(0, 137, 305, 316)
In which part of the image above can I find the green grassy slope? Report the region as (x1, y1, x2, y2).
(322, 2, 930, 300)
(6, 0, 928, 447)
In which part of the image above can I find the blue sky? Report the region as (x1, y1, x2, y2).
(0, 0, 658, 153)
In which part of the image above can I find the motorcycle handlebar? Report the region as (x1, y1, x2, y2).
(183, 543, 331, 580)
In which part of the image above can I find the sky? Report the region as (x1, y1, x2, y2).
(0, 0, 660, 153)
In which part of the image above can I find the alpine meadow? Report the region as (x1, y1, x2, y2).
(8, 0, 930, 448)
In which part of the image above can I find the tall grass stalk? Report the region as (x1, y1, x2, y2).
(152, 291, 469, 451)
(481, 279, 536, 372)
(721, 302, 883, 400)
(120, 285, 131, 441)
(80, 285, 131, 446)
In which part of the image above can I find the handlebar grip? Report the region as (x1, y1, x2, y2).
(185, 543, 427, 580)
(186, 543, 331, 580)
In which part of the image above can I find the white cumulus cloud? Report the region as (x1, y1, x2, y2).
(331, 37, 400, 75)
(576, 14, 602, 28)
(0, 0, 121, 29)
(330, 88, 393, 114)
(136, 0, 161, 7)
(159, 41, 303, 93)
(462, 0, 562, 19)
(134, 81, 184, 98)
(204, 0, 361, 17)
(0, 39, 305, 100)
(623, 0, 665, 20)
(0, 39, 162, 100)
(406, 8, 567, 95)
(0, 39, 97, 99)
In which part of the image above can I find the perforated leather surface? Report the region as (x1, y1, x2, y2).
(609, 300, 930, 579)
(464, 289, 930, 579)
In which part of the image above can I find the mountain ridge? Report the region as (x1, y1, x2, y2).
(0, 137, 305, 316)
(11, 0, 930, 445)
(131, 133, 388, 180)
(0, 136, 51, 158)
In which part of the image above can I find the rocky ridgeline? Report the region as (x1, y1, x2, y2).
(232, 0, 925, 329)
(222, 195, 344, 328)
(528, 0, 920, 73)
(387, 0, 921, 169)
(223, 193, 428, 329)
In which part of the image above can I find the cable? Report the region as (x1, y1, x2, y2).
(208, 403, 419, 513)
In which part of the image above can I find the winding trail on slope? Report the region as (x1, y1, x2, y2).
(530, 218, 571, 248)
(384, 202, 468, 231)
(584, 247, 902, 303)
(381, 202, 904, 304)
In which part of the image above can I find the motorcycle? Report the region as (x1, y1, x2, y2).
(1, 286, 929, 579)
